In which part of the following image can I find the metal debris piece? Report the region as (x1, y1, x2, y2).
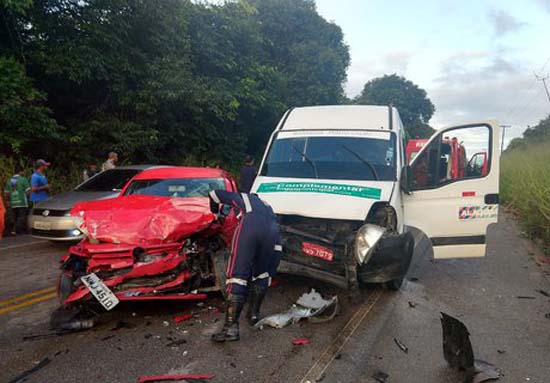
(8, 357, 51, 383)
(372, 370, 389, 383)
(292, 338, 310, 345)
(137, 374, 215, 382)
(255, 289, 338, 329)
(393, 338, 408, 354)
(471, 360, 501, 383)
(165, 339, 187, 347)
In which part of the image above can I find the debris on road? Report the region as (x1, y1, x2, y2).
(516, 296, 536, 300)
(292, 338, 310, 345)
(255, 289, 338, 329)
(408, 301, 417, 308)
(393, 338, 408, 354)
(545, 313, 550, 319)
(137, 374, 215, 382)
(111, 320, 136, 331)
(8, 357, 51, 383)
(165, 339, 187, 347)
(441, 312, 501, 383)
(534, 289, 549, 297)
(173, 313, 193, 323)
(372, 370, 389, 383)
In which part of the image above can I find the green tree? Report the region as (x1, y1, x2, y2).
(354, 74, 435, 138)
(0, 0, 351, 176)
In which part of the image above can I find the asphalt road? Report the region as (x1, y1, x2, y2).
(1, 213, 549, 383)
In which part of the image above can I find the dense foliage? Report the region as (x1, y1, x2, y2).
(501, 114, 550, 252)
(0, 0, 350, 170)
(354, 74, 435, 138)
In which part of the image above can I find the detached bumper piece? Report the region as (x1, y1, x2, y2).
(358, 231, 415, 284)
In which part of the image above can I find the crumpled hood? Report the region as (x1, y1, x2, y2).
(71, 195, 215, 245)
(252, 177, 395, 221)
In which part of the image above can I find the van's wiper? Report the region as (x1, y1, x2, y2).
(342, 145, 379, 180)
(291, 144, 319, 179)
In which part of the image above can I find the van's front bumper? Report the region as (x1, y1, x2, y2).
(278, 226, 415, 289)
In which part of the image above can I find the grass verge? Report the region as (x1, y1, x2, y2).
(501, 141, 550, 252)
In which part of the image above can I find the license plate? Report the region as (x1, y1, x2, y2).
(33, 221, 52, 230)
(80, 273, 119, 311)
(302, 242, 334, 262)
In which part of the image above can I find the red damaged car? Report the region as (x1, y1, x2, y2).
(53, 167, 238, 327)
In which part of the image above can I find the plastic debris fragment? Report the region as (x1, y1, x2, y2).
(255, 289, 338, 329)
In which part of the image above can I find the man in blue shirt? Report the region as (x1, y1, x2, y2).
(30, 159, 52, 205)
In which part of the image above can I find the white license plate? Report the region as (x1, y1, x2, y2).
(80, 273, 119, 311)
(33, 221, 52, 230)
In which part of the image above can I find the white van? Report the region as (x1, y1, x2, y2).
(251, 105, 499, 290)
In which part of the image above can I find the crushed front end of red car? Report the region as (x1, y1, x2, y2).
(52, 168, 237, 328)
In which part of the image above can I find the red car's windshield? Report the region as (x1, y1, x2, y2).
(123, 177, 226, 198)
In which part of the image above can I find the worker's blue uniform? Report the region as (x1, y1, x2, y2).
(209, 190, 281, 297)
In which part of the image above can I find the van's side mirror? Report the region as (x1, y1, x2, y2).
(400, 166, 412, 194)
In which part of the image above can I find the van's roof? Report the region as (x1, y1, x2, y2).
(279, 105, 400, 132)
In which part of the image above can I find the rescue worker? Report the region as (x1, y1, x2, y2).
(208, 190, 281, 342)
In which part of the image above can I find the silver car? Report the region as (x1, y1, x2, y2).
(28, 165, 156, 241)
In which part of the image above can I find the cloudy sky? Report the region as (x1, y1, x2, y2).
(315, 0, 550, 146)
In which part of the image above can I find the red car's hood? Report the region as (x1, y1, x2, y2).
(71, 195, 215, 245)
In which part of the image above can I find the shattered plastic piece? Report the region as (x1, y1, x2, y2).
(393, 338, 408, 354)
(173, 313, 193, 323)
(441, 312, 501, 383)
(8, 357, 51, 383)
(255, 289, 338, 329)
(292, 338, 310, 345)
(372, 370, 389, 383)
(441, 312, 474, 369)
(137, 374, 215, 382)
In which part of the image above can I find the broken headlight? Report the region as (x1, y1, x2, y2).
(354, 224, 386, 264)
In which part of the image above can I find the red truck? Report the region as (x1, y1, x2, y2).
(407, 138, 488, 182)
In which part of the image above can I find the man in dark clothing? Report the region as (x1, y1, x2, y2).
(208, 190, 281, 342)
(239, 155, 257, 193)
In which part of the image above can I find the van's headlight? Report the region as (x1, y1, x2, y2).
(355, 224, 386, 264)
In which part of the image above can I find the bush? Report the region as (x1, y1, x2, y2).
(501, 141, 550, 251)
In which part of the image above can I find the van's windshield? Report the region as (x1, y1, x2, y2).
(261, 131, 397, 181)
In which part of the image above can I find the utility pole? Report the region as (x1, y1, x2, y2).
(500, 124, 510, 153)
(534, 72, 550, 105)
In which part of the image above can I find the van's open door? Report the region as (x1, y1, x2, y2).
(403, 121, 500, 259)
